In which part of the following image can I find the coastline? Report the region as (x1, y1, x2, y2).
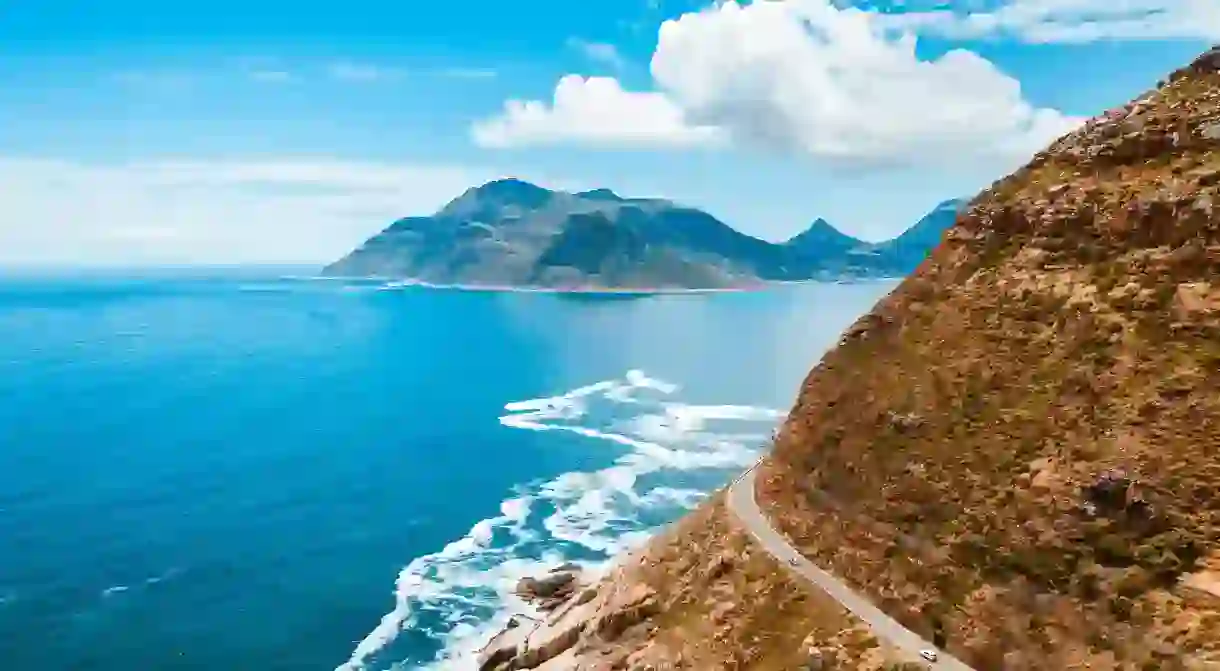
(307, 275, 767, 294)
(391, 282, 758, 295)
(296, 275, 902, 294)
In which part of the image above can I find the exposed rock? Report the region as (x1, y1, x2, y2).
(885, 411, 925, 433)
(1083, 469, 1133, 511)
(589, 584, 660, 641)
(515, 565, 585, 612)
(480, 568, 664, 671)
(517, 571, 576, 599)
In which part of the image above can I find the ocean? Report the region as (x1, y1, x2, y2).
(0, 270, 896, 670)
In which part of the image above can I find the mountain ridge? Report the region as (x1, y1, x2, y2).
(322, 180, 962, 288)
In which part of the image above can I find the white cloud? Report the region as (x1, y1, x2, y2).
(438, 68, 498, 79)
(0, 158, 500, 267)
(566, 37, 629, 71)
(880, 0, 1220, 43)
(326, 62, 402, 82)
(652, 1, 1083, 163)
(472, 0, 1082, 167)
(470, 74, 726, 149)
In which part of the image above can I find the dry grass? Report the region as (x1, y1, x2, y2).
(753, 50, 1220, 671)
(599, 492, 903, 670)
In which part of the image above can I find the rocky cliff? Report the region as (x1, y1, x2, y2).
(474, 47, 1220, 670)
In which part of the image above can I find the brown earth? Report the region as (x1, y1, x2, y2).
(762, 47, 1220, 669)
(478, 495, 907, 671)
(478, 46, 1220, 671)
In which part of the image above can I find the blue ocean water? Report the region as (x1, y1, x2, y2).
(0, 271, 895, 670)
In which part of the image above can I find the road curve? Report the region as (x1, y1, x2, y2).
(726, 462, 975, 671)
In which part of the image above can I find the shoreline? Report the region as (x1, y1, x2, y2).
(391, 282, 759, 295)
(296, 275, 902, 294)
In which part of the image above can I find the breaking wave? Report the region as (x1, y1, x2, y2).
(336, 370, 784, 670)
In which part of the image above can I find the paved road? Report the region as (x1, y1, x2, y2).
(726, 462, 975, 671)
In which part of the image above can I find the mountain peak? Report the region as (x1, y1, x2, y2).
(575, 188, 624, 202)
(436, 177, 555, 218)
(472, 177, 552, 198)
(784, 217, 862, 253)
(933, 197, 966, 212)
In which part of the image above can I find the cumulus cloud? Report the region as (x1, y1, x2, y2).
(470, 74, 726, 149)
(0, 158, 497, 266)
(881, 0, 1220, 43)
(471, 0, 1082, 167)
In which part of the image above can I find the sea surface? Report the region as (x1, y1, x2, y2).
(0, 269, 897, 670)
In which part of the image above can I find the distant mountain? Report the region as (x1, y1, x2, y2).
(322, 179, 962, 289)
(778, 200, 965, 279)
(870, 198, 966, 274)
(322, 178, 790, 289)
(784, 217, 862, 258)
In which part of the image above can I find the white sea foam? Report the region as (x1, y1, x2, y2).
(98, 567, 181, 599)
(336, 370, 784, 671)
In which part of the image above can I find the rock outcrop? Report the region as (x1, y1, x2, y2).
(476, 497, 907, 670)
(477, 565, 662, 671)
(515, 564, 584, 612)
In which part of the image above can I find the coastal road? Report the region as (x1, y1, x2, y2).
(726, 462, 975, 671)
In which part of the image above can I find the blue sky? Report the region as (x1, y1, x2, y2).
(0, 0, 1213, 265)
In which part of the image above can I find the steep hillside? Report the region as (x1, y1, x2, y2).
(476, 47, 1220, 670)
(763, 47, 1220, 668)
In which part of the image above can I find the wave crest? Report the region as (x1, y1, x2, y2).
(336, 370, 783, 671)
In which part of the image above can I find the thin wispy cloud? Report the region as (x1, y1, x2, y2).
(0, 157, 498, 266)
(438, 67, 498, 79)
(326, 62, 404, 82)
(879, 0, 1220, 43)
(566, 37, 629, 72)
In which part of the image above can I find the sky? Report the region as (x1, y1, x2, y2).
(0, 0, 1215, 266)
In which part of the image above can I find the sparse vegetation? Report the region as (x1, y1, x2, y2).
(760, 46, 1220, 670)
(479, 46, 1220, 671)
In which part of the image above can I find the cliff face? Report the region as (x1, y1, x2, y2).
(477, 48, 1220, 670)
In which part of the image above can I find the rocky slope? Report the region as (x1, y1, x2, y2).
(477, 497, 905, 671)
(321, 180, 956, 289)
(474, 47, 1220, 670)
